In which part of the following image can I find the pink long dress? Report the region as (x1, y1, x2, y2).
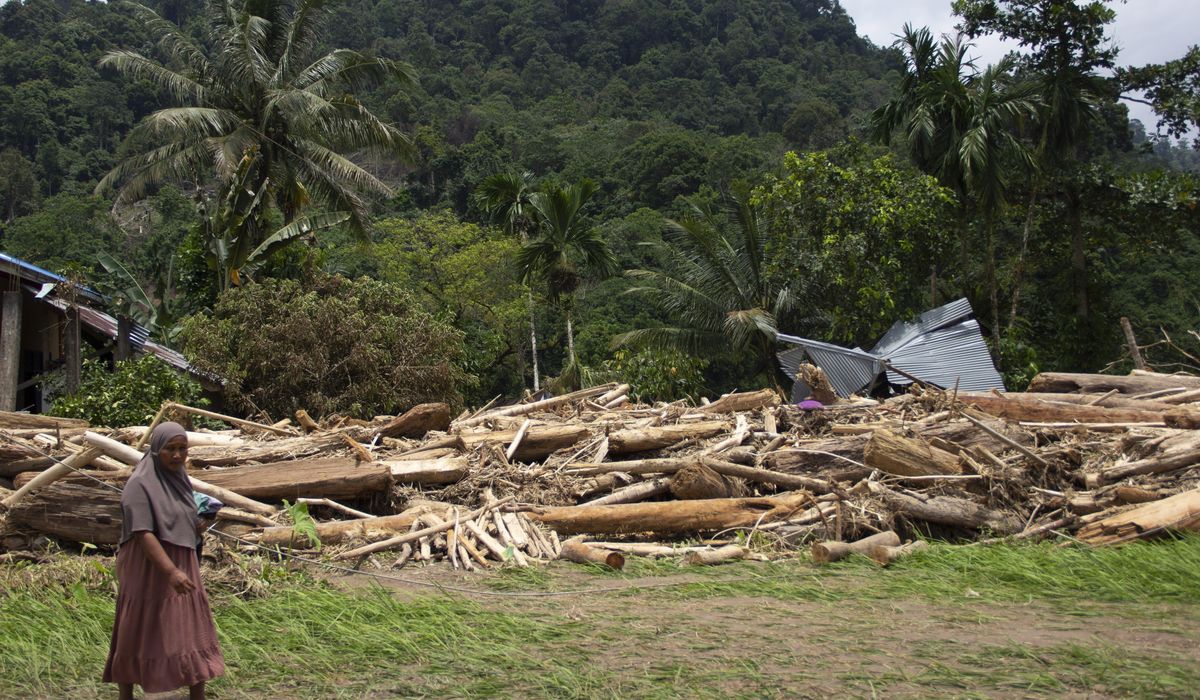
(102, 536, 225, 693)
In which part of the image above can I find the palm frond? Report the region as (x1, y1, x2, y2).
(98, 50, 207, 104)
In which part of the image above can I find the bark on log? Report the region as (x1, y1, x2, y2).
(526, 492, 814, 536)
(697, 389, 780, 414)
(670, 462, 738, 500)
(0, 411, 88, 430)
(0, 456, 53, 478)
(256, 506, 444, 547)
(761, 435, 868, 473)
(1005, 392, 1181, 412)
(811, 531, 902, 564)
(187, 434, 346, 468)
(374, 403, 451, 440)
(607, 421, 728, 455)
(701, 456, 834, 493)
(1, 447, 101, 508)
(1028, 372, 1200, 395)
(7, 478, 123, 544)
(869, 540, 929, 566)
(867, 482, 1022, 534)
(459, 425, 589, 461)
(1077, 487, 1200, 545)
(1165, 408, 1200, 430)
(198, 457, 391, 500)
(382, 457, 468, 485)
(582, 477, 672, 506)
(559, 539, 626, 569)
(864, 430, 962, 477)
(960, 394, 1170, 424)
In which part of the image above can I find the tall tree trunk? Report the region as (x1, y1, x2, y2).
(527, 287, 540, 392)
(1008, 185, 1039, 331)
(566, 307, 576, 367)
(986, 217, 999, 348)
(1068, 188, 1088, 320)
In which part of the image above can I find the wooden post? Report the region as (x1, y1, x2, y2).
(63, 306, 81, 393)
(116, 314, 133, 362)
(0, 290, 20, 411)
(1120, 317, 1147, 371)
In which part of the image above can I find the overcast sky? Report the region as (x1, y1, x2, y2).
(837, 0, 1199, 137)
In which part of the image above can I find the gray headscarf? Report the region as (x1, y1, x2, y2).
(118, 422, 198, 549)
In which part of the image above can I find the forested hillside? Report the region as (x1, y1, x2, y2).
(1, 0, 1197, 416)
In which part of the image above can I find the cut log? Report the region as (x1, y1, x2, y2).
(670, 462, 738, 500)
(526, 492, 814, 536)
(1077, 487, 1200, 545)
(697, 389, 780, 414)
(1113, 486, 1164, 505)
(869, 540, 929, 566)
(1006, 392, 1181, 412)
(333, 498, 512, 560)
(683, 544, 758, 565)
(608, 421, 728, 455)
(864, 430, 962, 477)
(374, 403, 451, 439)
(1028, 372, 1200, 396)
(459, 425, 589, 461)
(762, 434, 868, 473)
(256, 506, 443, 547)
(960, 393, 1170, 424)
(1165, 408, 1200, 430)
(1096, 434, 1200, 483)
(198, 457, 391, 500)
(866, 483, 1022, 534)
(811, 531, 902, 564)
(187, 434, 346, 468)
(295, 409, 320, 433)
(0, 411, 88, 430)
(701, 456, 834, 493)
(7, 478, 122, 544)
(382, 457, 468, 485)
(0, 456, 53, 478)
(558, 538, 626, 569)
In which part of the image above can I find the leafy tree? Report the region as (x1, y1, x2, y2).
(50, 355, 208, 427)
(97, 0, 417, 277)
(1, 192, 121, 272)
(0, 147, 39, 222)
(617, 187, 796, 388)
(518, 179, 616, 389)
(1118, 46, 1200, 148)
(179, 274, 467, 418)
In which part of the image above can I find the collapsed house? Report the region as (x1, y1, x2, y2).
(777, 298, 1005, 400)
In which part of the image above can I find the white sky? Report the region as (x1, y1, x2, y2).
(837, 0, 1199, 139)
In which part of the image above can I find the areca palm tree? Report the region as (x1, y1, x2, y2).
(873, 26, 1038, 335)
(517, 179, 616, 390)
(475, 171, 542, 391)
(97, 0, 414, 287)
(616, 189, 796, 387)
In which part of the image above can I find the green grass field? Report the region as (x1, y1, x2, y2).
(3, 537, 1199, 699)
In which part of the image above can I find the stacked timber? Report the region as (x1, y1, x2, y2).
(2, 369, 1199, 571)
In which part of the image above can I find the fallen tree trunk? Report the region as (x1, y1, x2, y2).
(1002, 392, 1182, 412)
(608, 421, 729, 455)
(255, 506, 445, 548)
(525, 492, 813, 536)
(559, 539, 626, 569)
(1, 447, 102, 508)
(869, 540, 928, 566)
(959, 394, 1171, 424)
(187, 434, 346, 468)
(6, 478, 122, 544)
(683, 544, 758, 565)
(864, 430, 962, 477)
(696, 389, 780, 414)
(1028, 372, 1200, 396)
(1095, 433, 1200, 484)
(459, 425, 589, 461)
(198, 457, 391, 500)
(582, 477, 672, 506)
(1077, 487, 1200, 545)
(0, 411, 88, 430)
(867, 482, 1022, 534)
(382, 457, 468, 485)
(373, 403, 451, 440)
(700, 456, 834, 493)
(811, 531, 901, 564)
(761, 435, 868, 474)
(670, 462, 739, 499)
(454, 384, 617, 429)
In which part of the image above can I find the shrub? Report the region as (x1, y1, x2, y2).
(179, 275, 468, 419)
(50, 355, 209, 427)
(587, 348, 707, 403)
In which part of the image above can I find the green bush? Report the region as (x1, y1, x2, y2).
(179, 275, 468, 419)
(50, 355, 208, 427)
(587, 348, 707, 403)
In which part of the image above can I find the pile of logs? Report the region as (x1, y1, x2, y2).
(2, 370, 1199, 569)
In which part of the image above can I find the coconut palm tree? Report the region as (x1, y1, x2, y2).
(615, 188, 796, 387)
(517, 179, 616, 390)
(475, 171, 543, 391)
(97, 0, 414, 287)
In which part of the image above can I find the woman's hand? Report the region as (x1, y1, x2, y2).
(168, 567, 196, 594)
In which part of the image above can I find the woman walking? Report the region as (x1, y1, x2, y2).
(103, 422, 225, 699)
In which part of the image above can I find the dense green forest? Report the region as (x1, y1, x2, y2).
(1, 0, 1197, 417)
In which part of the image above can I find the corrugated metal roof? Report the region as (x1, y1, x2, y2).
(776, 333, 884, 397)
(777, 298, 1004, 397)
(38, 291, 208, 381)
(0, 252, 105, 303)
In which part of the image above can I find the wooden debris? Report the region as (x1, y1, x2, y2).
(374, 403, 451, 440)
(559, 538, 626, 569)
(811, 531, 901, 564)
(869, 540, 929, 566)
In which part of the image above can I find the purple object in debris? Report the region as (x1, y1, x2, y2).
(797, 400, 824, 411)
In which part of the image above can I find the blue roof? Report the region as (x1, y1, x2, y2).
(0, 251, 105, 303)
